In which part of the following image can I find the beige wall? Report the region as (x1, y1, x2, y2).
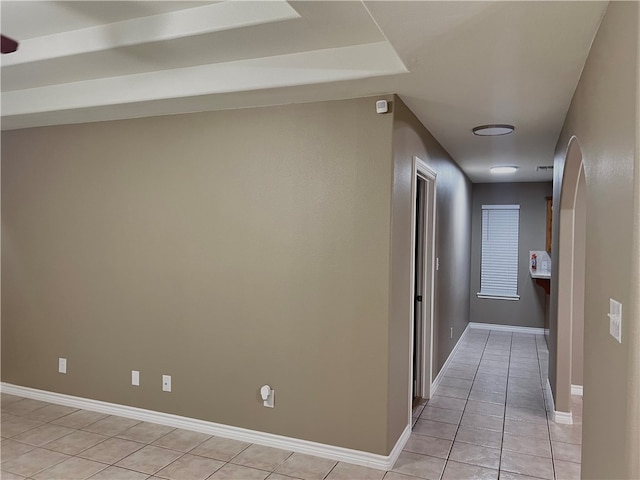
(387, 97, 473, 447)
(469, 182, 552, 328)
(550, 2, 639, 478)
(571, 169, 586, 388)
(2, 97, 397, 454)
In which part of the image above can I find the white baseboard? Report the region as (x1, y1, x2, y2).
(571, 384, 583, 397)
(545, 378, 573, 425)
(431, 323, 470, 394)
(1, 382, 404, 470)
(469, 322, 545, 335)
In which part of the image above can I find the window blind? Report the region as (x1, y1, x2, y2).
(478, 204, 520, 300)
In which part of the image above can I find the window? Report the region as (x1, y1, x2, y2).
(478, 204, 520, 300)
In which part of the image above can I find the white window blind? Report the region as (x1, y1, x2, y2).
(478, 204, 520, 300)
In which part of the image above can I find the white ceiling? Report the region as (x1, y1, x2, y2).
(0, 1, 607, 183)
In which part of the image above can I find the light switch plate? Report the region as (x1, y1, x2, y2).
(132, 370, 140, 386)
(58, 357, 67, 374)
(608, 298, 622, 343)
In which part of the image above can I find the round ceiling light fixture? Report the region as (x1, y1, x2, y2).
(490, 166, 518, 174)
(472, 124, 515, 136)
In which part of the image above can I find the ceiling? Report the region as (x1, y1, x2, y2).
(0, 1, 607, 183)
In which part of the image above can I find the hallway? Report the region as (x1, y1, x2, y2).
(401, 328, 582, 480)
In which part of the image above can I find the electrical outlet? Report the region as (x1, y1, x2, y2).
(58, 357, 67, 374)
(132, 370, 140, 386)
(162, 375, 171, 392)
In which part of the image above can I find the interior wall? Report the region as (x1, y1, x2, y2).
(388, 96, 473, 449)
(469, 182, 552, 328)
(571, 168, 586, 387)
(1, 96, 396, 455)
(551, 2, 639, 478)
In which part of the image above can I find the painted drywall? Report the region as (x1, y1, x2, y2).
(388, 96, 473, 448)
(550, 2, 639, 478)
(1, 96, 397, 455)
(571, 169, 585, 388)
(469, 183, 552, 328)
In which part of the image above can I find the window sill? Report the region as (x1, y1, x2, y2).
(476, 293, 520, 301)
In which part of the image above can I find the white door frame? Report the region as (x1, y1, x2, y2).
(408, 156, 437, 416)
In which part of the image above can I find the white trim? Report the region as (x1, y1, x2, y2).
(476, 294, 520, 301)
(407, 155, 438, 423)
(481, 204, 520, 210)
(468, 322, 545, 335)
(545, 378, 573, 425)
(1, 383, 404, 470)
(571, 384, 583, 397)
(553, 410, 574, 425)
(431, 324, 470, 394)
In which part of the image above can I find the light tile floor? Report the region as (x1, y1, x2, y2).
(1, 329, 582, 480)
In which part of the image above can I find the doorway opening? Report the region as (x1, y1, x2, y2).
(555, 137, 586, 420)
(410, 156, 437, 411)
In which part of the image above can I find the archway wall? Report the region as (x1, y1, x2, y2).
(550, 2, 639, 478)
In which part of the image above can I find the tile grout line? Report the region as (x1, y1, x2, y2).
(437, 330, 491, 480)
(497, 331, 513, 477)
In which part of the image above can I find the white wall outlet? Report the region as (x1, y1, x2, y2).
(58, 357, 67, 374)
(132, 370, 140, 386)
(162, 375, 171, 392)
(260, 385, 275, 408)
(608, 298, 622, 343)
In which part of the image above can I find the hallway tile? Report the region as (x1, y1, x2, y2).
(155, 453, 225, 480)
(324, 462, 386, 480)
(449, 442, 500, 469)
(554, 459, 581, 479)
(403, 433, 452, 459)
(502, 433, 552, 458)
(441, 460, 498, 480)
(152, 428, 211, 452)
(464, 400, 504, 417)
(32, 456, 106, 480)
(275, 453, 337, 480)
(391, 452, 445, 480)
(412, 419, 457, 440)
(503, 419, 549, 439)
(426, 395, 466, 411)
(460, 412, 503, 432)
(115, 445, 182, 475)
(454, 426, 503, 449)
(551, 441, 581, 463)
(435, 386, 470, 399)
(500, 451, 553, 480)
(419, 406, 462, 425)
(190, 436, 251, 462)
(231, 444, 293, 471)
(548, 423, 582, 445)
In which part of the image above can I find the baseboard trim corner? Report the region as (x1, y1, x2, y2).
(571, 384, 583, 397)
(1, 382, 399, 470)
(545, 378, 573, 425)
(468, 322, 544, 335)
(431, 323, 470, 394)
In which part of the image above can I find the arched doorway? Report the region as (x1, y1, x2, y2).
(554, 137, 586, 420)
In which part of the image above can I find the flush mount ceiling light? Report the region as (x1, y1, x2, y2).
(490, 166, 518, 174)
(472, 124, 515, 136)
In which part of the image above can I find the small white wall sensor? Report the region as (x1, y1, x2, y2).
(376, 99, 388, 114)
(260, 384, 274, 408)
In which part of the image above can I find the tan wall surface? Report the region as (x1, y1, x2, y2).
(388, 97, 472, 449)
(469, 182, 552, 328)
(551, 2, 639, 477)
(1, 97, 396, 454)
